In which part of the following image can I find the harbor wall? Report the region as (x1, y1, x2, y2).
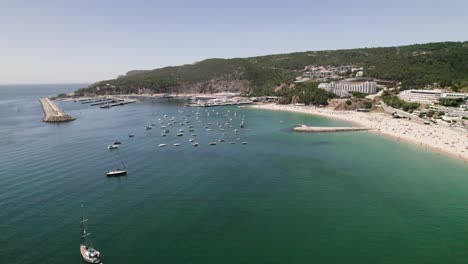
(40, 98, 75, 122)
(293, 125, 372, 132)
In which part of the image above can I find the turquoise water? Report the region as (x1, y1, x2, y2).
(1, 84, 467, 264)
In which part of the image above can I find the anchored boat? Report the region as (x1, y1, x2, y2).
(80, 206, 102, 263)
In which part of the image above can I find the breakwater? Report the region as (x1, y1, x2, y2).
(40, 98, 75, 122)
(293, 124, 372, 132)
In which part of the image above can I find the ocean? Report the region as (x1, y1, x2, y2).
(1, 84, 467, 264)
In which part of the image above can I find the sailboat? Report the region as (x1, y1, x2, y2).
(106, 152, 127, 177)
(80, 206, 102, 263)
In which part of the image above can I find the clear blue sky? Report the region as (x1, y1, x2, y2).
(1, 0, 467, 84)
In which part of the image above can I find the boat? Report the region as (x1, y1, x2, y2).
(218, 139, 225, 142)
(106, 169, 127, 177)
(128, 134, 135, 138)
(99, 103, 110, 109)
(173, 143, 180, 146)
(191, 134, 197, 137)
(146, 126, 152, 130)
(107, 144, 119, 150)
(179, 129, 184, 132)
(176, 133, 183, 136)
(189, 139, 195, 142)
(209, 142, 217, 145)
(80, 206, 102, 263)
(229, 141, 236, 144)
(192, 142, 199, 147)
(241, 142, 248, 145)
(158, 144, 166, 147)
(161, 134, 166, 137)
(113, 141, 122, 145)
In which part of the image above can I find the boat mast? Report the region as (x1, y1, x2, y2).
(81, 205, 90, 246)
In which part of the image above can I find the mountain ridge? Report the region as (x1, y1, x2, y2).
(76, 41, 468, 96)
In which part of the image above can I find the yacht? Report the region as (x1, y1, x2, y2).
(107, 144, 119, 150)
(106, 169, 127, 177)
(80, 206, 102, 263)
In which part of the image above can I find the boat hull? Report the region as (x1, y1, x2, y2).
(106, 170, 127, 177)
(80, 245, 101, 263)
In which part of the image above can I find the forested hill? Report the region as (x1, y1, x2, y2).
(76, 41, 468, 96)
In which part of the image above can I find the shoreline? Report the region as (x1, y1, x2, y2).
(249, 104, 468, 163)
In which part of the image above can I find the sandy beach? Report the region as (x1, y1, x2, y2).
(250, 104, 468, 163)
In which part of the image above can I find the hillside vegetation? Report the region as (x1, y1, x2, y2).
(76, 41, 468, 96)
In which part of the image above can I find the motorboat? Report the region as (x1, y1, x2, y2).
(108, 144, 119, 150)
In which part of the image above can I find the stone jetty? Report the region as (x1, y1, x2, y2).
(293, 125, 372, 132)
(40, 98, 75, 122)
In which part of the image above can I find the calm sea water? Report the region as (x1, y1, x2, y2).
(1, 84, 468, 264)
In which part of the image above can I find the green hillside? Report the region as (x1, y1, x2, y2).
(76, 41, 468, 96)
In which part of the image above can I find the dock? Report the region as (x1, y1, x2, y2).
(293, 125, 373, 132)
(40, 98, 75, 122)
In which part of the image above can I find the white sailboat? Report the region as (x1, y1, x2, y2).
(80, 206, 102, 263)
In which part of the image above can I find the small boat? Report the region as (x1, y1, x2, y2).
(241, 142, 248, 145)
(80, 206, 102, 263)
(173, 143, 180, 146)
(218, 139, 225, 142)
(189, 139, 195, 142)
(158, 144, 166, 147)
(146, 126, 152, 130)
(108, 144, 119, 150)
(176, 133, 184, 136)
(128, 134, 135, 138)
(192, 142, 199, 147)
(209, 142, 217, 145)
(106, 169, 127, 177)
(113, 141, 122, 145)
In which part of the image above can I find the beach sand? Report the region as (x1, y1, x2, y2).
(250, 104, 468, 163)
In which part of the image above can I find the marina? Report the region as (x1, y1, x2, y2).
(2, 85, 468, 264)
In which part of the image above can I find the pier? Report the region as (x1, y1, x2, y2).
(293, 125, 373, 132)
(40, 98, 75, 122)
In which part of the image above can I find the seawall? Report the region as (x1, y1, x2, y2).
(40, 98, 75, 123)
(293, 125, 373, 132)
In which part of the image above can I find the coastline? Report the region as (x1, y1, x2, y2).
(249, 104, 468, 163)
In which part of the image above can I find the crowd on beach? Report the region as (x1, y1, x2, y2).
(251, 104, 468, 162)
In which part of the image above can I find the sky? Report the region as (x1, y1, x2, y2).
(1, 0, 467, 84)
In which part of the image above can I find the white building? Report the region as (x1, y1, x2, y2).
(318, 83, 350, 98)
(399, 90, 467, 104)
(320, 81, 377, 94)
